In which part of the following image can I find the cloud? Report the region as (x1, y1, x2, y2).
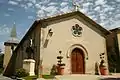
(45, 6, 57, 12)
(114, 14, 120, 19)
(35, 4, 41, 9)
(0, 25, 11, 51)
(4, 13, 10, 17)
(36, 10, 46, 18)
(78, 0, 120, 29)
(94, 6, 101, 11)
(48, 2, 57, 6)
(0, 24, 11, 35)
(28, 0, 36, 4)
(0, 0, 4, 3)
(60, 6, 69, 13)
(8, 8, 14, 11)
(80, 8, 87, 13)
(82, 2, 92, 8)
(100, 5, 115, 13)
(100, 14, 106, 20)
(28, 16, 34, 19)
(27, 3, 33, 8)
(41, 6, 47, 11)
(16, 0, 22, 1)
(7, 0, 120, 30)
(95, 0, 107, 6)
(60, 2, 68, 7)
(8, 0, 18, 5)
(116, 0, 120, 2)
(41, 0, 50, 4)
(0, 42, 4, 54)
(20, 4, 28, 9)
(20, 2, 33, 9)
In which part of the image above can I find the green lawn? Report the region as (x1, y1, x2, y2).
(22, 75, 55, 80)
(22, 75, 37, 80)
(42, 75, 55, 79)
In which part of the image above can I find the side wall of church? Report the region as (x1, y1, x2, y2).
(41, 16, 108, 75)
(15, 22, 41, 74)
(117, 33, 120, 54)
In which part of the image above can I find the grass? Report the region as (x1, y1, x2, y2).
(22, 75, 55, 80)
(42, 75, 55, 79)
(22, 75, 37, 80)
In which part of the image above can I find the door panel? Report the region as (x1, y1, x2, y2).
(76, 51, 84, 73)
(71, 51, 77, 73)
(71, 48, 84, 74)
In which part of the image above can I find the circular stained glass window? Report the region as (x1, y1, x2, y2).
(71, 24, 83, 37)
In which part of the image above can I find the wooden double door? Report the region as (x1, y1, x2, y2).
(71, 48, 85, 74)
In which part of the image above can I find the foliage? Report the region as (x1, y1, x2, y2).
(22, 75, 37, 80)
(109, 35, 120, 73)
(22, 75, 54, 80)
(0, 54, 4, 68)
(0, 54, 4, 74)
(107, 45, 118, 73)
(0, 68, 4, 74)
(108, 51, 117, 73)
(42, 75, 55, 79)
(57, 51, 65, 67)
(95, 62, 99, 75)
(16, 68, 29, 77)
(50, 64, 57, 75)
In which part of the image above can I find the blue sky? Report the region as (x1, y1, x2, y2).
(0, 0, 120, 53)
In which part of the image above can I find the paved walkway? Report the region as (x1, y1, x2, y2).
(37, 74, 120, 80)
(0, 75, 12, 80)
(54, 74, 120, 80)
(1, 74, 120, 80)
(55, 74, 100, 80)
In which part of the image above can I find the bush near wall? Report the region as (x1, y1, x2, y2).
(16, 68, 29, 77)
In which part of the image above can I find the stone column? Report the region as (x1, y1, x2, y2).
(23, 59, 35, 76)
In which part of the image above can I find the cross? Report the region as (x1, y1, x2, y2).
(72, 0, 80, 11)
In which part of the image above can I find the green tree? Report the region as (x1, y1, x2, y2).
(0, 49, 4, 73)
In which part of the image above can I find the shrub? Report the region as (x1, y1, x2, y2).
(50, 64, 57, 75)
(0, 68, 4, 74)
(16, 68, 29, 77)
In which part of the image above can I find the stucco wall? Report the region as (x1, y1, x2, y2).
(3, 44, 17, 69)
(117, 33, 120, 54)
(41, 17, 108, 75)
(3, 46, 12, 69)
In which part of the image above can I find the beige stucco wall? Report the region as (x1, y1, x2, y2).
(3, 46, 12, 69)
(3, 45, 17, 69)
(117, 33, 120, 53)
(40, 17, 108, 75)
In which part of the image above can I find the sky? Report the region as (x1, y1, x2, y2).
(0, 0, 120, 53)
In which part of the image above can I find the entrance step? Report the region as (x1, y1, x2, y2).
(55, 74, 120, 80)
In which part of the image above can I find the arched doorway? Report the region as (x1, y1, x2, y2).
(71, 48, 85, 74)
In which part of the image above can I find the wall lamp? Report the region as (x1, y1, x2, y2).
(48, 29, 53, 37)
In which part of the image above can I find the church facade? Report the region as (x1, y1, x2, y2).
(3, 11, 110, 76)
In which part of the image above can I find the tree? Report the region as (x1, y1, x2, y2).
(0, 49, 4, 74)
(0, 53, 4, 68)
